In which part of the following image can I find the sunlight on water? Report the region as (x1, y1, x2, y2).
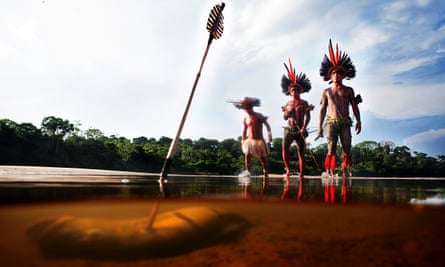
(410, 194, 445, 205)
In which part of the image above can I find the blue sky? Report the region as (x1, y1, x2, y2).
(0, 0, 444, 157)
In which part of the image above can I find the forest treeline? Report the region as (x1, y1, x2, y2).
(1, 116, 444, 177)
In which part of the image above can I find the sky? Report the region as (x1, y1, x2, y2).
(1, 0, 444, 157)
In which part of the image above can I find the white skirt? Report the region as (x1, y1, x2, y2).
(242, 139, 269, 158)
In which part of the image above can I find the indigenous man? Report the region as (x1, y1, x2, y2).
(233, 97, 272, 178)
(280, 59, 313, 200)
(317, 39, 362, 183)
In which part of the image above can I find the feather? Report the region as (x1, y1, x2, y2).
(281, 75, 291, 95)
(288, 58, 295, 83)
(335, 43, 339, 65)
(282, 59, 311, 94)
(207, 3, 225, 40)
(320, 39, 356, 81)
(328, 39, 336, 66)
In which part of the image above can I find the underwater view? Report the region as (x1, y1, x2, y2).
(1, 166, 444, 267)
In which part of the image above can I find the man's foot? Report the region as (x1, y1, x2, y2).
(328, 169, 335, 179)
(239, 170, 251, 177)
(284, 168, 291, 177)
(342, 168, 349, 178)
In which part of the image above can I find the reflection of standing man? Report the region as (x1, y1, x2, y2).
(280, 59, 312, 200)
(317, 40, 362, 181)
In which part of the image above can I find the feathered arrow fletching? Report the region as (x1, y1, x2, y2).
(207, 2, 225, 40)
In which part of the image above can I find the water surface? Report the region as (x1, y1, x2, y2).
(1, 168, 444, 205)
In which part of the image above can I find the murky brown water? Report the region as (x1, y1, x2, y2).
(1, 199, 444, 267)
(1, 168, 444, 266)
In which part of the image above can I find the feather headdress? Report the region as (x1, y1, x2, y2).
(320, 39, 356, 82)
(231, 97, 261, 109)
(280, 58, 311, 95)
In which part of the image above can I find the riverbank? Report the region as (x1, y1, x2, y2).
(2, 165, 444, 181)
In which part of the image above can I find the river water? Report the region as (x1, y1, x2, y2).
(1, 170, 444, 205)
(1, 168, 445, 266)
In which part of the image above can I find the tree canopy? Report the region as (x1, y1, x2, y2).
(0, 116, 443, 177)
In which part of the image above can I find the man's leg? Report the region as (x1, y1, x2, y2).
(325, 125, 338, 178)
(340, 127, 352, 179)
(296, 141, 305, 178)
(245, 154, 251, 174)
(259, 156, 268, 177)
(296, 138, 306, 200)
(340, 127, 353, 202)
(282, 134, 293, 177)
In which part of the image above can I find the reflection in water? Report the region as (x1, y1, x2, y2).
(1, 174, 444, 205)
(320, 172, 353, 203)
(238, 174, 251, 198)
(237, 172, 269, 198)
(323, 175, 336, 203)
(281, 174, 305, 201)
(280, 175, 300, 200)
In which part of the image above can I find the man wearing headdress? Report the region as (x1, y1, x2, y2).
(280, 59, 313, 200)
(232, 97, 272, 178)
(317, 39, 362, 181)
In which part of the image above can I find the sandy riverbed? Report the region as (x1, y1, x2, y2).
(1, 166, 444, 266)
(0, 198, 444, 267)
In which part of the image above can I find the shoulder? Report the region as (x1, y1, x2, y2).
(320, 88, 330, 101)
(342, 85, 355, 96)
(253, 111, 263, 117)
(342, 85, 354, 92)
(256, 112, 268, 121)
(322, 88, 331, 96)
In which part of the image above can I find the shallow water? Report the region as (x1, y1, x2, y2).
(1, 172, 444, 205)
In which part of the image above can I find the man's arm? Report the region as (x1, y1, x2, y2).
(242, 118, 247, 141)
(282, 102, 290, 120)
(264, 119, 272, 142)
(349, 88, 361, 134)
(302, 102, 311, 131)
(316, 91, 327, 139)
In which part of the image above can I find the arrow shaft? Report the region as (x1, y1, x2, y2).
(159, 38, 213, 181)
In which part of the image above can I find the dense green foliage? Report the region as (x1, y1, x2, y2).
(0, 117, 444, 177)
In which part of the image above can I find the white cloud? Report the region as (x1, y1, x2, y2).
(0, 0, 443, 144)
(403, 128, 445, 144)
(16, 19, 38, 41)
(414, 0, 433, 7)
(359, 80, 445, 119)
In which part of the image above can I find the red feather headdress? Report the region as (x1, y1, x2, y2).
(280, 58, 311, 95)
(320, 39, 356, 82)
